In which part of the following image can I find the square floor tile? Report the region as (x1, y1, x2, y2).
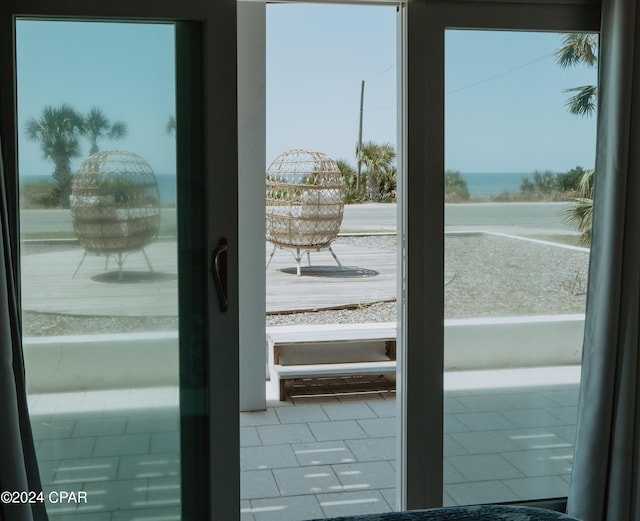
(443, 435, 468, 457)
(501, 428, 563, 450)
(241, 409, 280, 427)
(292, 441, 356, 466)
(445, 480, 519, 505)
(145, 476, 181, 509)
(126, 415, 178, 434)
(93, 433, 150, 457)
(250, 495, 324, 521)
(37, 459, 59, 487)
(549, 425, 577, 444)
(541, 388, 580, 406)
(356, 418, 394, 437)
(32, 419, 76, 440)
(150, 431, 179, 453)
(444, 415, 469, 434)
(457, 395, 511, 413)
(242, 426, 262, 447)
(241, 445, 299, 471)
(380, 487, 396, 510)
(275, 405, 329, 424)
(345, 437, 395, 462)
(80, 478, 148, 511)
(49, 513, 111, 521)
(73, 418, 126, 438)
(451, 430, 520, 454)
(37, 437, 95, 461)
(448, 454, 523, 481)
(547, 406, 578, 424)
(444, 397, 470, 414)
(54, 457, 119, 484)
(272, 466, 340, 496)
(502, 448, 573, 477)
(317, 490, 392, 518)
(333, 461, 395, 490)
(118, 453, 179, 480)
(321, 402, 376, 421)
(503, 475, 569, 500)
(241, 499, 256, 521)
(454, 412, 517, 432)
(500, 392, 557, 410)
(111, 507, 180, 521)
(257, 423, 315, 445)
(366, 399, 396, 418)
(500, 409, 566, 429)
(308, 420, 367, 441)
(443, 461, 465, 484)
(242, 470, 281, 500)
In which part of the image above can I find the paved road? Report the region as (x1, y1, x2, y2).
(19, 201, 576, 237)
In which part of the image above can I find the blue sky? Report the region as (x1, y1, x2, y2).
(16, 5, 597, 178)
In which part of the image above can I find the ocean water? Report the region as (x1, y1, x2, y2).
(20, 172, 531, 204)
(463, 172, 531, 197)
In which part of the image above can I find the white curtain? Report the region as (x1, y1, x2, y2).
(0, 135, 47, 520)
(567, 0, 640, 518)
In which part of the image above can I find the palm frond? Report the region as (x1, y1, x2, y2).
(555, 33, 598, 68)
(563, 168, 595, 245)
(565, 85, 597, 117)
(108, 121, 128, 140)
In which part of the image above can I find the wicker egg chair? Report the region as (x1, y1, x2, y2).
(266, 149, 345, 276)
(70, 150, 161, 278)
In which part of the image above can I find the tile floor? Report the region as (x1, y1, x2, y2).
(27, 367, 579, 521)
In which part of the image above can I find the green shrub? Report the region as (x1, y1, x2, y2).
(336, 159, 359, 204)
(557, 166, 588, 192)
(445, 170, 470, 202)
(378, 167, 397, 202)
(20, 180, 59, 209)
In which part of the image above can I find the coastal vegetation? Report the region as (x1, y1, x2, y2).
(338, 141, 397, 203)
(23, 104, 127, 208)
(445, 170, 470, 202)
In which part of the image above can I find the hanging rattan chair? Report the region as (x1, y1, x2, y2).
(265, 149, 345, 276)
(70, 150, 161, 278)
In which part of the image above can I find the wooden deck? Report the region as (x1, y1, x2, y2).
(20, 238, 396, 316)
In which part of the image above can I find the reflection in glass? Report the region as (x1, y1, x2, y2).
(17, 20, 179, 520)
(443, 29, 597, 505)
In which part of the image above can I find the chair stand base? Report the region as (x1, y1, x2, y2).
(73, 248, 154, 279)
(266, 243, 343, 276)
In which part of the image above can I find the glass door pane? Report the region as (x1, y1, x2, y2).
(17, 20, 180, 520)
(444, 29, 597, 505)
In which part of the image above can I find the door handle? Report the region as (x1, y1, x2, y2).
(211, 238, 228, 312)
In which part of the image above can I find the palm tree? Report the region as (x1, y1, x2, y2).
(359, 141, 396, 202)
(564, 168, 594, 245)
(25, 104, 84, 207)
(555, 33, 598, 117)
(84, 107, 127, 155)
(556, 33, 598, 244)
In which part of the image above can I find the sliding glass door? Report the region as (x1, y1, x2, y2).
(403, 0, 600, 510)
(1, 0, 238, 519)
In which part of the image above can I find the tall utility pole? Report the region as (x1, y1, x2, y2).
(356, 80, 365, 199)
